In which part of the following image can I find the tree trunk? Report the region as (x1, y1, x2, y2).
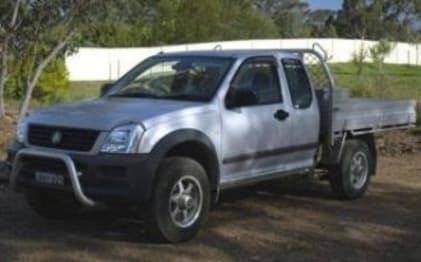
(0, 42, 8, 118)
(20, 59, 53, 119)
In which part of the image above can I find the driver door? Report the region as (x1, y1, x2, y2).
(220, 57, 293, 184)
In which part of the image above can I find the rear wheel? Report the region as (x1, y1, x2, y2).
(145, 157, 210, 243)
(25, 189, 82, 219)
(329, 139, 373, 200)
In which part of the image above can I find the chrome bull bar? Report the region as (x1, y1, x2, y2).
(10, 148, 96, 207)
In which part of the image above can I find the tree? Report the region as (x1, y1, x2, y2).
(0, 1, 102, 118)
(335, 0, 421, 41)
(163, 0, 278, 43)
(335, 0, 378, 39)
(0, 0, 23, 118)
(382, 0, 421, 41)
(4, 0, 97, 118)
(83, 0, 279, 47)
(308, 9, 337, 38)
(81, 0, 154, 47)
(253, 0, 312, 38)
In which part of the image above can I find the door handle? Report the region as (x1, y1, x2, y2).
(274, 109, 289, 121)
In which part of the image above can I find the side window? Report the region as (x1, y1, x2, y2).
(282, 59, 313, 109)
(228, 58, 282, 107)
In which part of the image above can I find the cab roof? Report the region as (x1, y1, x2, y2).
(158, 49, 301, 60)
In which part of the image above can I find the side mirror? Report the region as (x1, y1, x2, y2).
(226, 88, 258, 109)
(100, 82, 114, 97)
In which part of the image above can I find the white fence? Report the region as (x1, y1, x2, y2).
(66, 38, 421, 81)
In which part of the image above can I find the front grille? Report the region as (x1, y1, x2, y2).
(21, 156, 68, 174)
(19, 156, 87, 186)
(28, 124, 100, 152)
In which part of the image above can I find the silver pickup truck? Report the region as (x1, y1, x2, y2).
(7, 47, 416, 242)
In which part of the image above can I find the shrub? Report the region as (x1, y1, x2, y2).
(352, 44, 368, 77)
(33, 58, 70, 104)
(4, 59, 25, 100)
(369, 40, 394, 98)
(350, 83, 375, 97)
(5, 57, 69, 105)
(369, 40, 393, 66)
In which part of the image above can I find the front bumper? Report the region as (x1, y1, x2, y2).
(8, 142, 158, 206)
(11, 149, 97, 206)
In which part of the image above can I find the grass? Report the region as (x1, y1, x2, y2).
(66, 81, 105, 101)
(5, 63, 421, 122)
(66, 63, 421, 101)
(329, 63, 421, 101)
(3, 81, 104, 114)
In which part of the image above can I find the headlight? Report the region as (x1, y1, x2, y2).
(16, 118, 28, 143)
(100, 124, 144, 154)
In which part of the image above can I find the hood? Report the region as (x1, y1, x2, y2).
(27, 97, 208, 131)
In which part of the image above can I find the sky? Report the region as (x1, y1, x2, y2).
(307, 0, 343, 10)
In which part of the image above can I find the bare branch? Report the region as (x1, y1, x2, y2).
(25, 22, 43, 81)
(0, 24, 6, 35)
(10, 0, 22, 29)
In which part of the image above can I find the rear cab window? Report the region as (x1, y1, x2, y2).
(282, 59, 313, 109)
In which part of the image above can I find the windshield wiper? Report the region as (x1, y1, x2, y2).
(109, 93, 206, 102)
(163, 94, 206, 102)
(109, 93, 161, 99)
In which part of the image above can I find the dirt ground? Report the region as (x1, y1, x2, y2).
(0, 152, 420, 262)
(1, 114, 421, 261)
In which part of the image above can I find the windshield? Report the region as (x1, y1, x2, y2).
(108, 56, 234, 102)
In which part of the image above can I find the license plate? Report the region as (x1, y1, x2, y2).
(35, 172, 65, 186)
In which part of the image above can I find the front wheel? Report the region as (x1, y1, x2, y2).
(145, 157, 210, 242)
(329, 139, 373, 200)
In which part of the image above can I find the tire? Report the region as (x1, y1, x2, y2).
(25, 189, 82, 220)
(329, 139, 373, 200)
(145, 157, 210, 243)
